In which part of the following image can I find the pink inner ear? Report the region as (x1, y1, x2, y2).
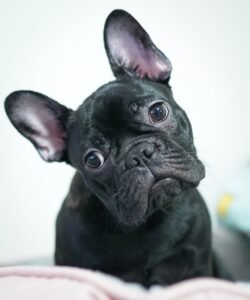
(13, 97, 66, 161)
(107, 26, 171, 80)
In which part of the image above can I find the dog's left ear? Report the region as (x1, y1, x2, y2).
(104, 9, 172, 82)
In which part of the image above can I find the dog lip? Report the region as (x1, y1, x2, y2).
(151, 176, 199, 196)
(152, 177, 177, 188)
(150, 163, 205, 186)
(152, 177, 182, 192)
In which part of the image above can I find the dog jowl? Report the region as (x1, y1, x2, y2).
(5, 10, 230, 286)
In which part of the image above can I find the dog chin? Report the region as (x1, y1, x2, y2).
(115, 192, 149, 226)
(115, 180, 181, 226)
(117, 211, 147, 226)
(116, 180, 182, 226)
(148, 178, 190, 213)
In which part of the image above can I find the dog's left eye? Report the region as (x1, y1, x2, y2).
(85, 151, 104, 169)
(149, 102, 168, 123)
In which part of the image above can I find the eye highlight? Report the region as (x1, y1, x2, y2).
(149, 101, 168, 123)
(84, 151, 104, 169)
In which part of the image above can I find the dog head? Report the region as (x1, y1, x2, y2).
(5, 10, 205, 225)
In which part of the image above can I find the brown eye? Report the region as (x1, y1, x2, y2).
(85, 151, 104, 168)
(149, 102, 168, 123)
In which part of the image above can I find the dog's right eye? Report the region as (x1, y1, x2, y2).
(84, 151, 104, 169)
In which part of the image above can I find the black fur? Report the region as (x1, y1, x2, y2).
(4, 10, 232, 287)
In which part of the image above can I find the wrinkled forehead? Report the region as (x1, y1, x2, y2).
(84, 80, 173, 126)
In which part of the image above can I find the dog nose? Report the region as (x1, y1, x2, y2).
(142, 143, 155, 158)
(125, 143, 155, 169)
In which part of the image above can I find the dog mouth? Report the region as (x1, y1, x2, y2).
(112, 170, 198, 226)
(151, 177, 182, 195)
(149, 175, 197, 202)
(109, 140, 205, 226)
(113, 177, 182, 226)
(151, 175, 198, 194)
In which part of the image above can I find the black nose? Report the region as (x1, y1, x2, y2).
(125, 143, 155, 169)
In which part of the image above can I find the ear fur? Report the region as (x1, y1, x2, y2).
(5, 91, 71, 162)
(104, 9, 172, 82)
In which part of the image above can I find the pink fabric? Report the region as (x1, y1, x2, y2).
(0, 266, 249, 300)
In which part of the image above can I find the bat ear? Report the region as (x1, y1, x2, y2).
(104, 9, 172, 82)
(5, 91, 71, 162)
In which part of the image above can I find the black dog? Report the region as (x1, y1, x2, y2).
(5, 10, 230, 286)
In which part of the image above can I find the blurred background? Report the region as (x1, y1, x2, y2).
(1, 0, 250, 264)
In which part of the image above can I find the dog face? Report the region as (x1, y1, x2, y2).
(5, 10, 205, 225)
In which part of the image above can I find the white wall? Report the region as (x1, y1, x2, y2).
(1, 0, 250, 263)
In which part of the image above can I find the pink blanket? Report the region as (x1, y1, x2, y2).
(0, 266, 249, 300)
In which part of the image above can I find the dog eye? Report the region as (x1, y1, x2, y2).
(149, 102, 168, 123)
(84, 151, 104, 169)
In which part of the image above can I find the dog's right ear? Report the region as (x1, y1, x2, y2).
(5, 91, 72, 162)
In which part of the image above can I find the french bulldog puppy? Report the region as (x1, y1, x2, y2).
(4, 10, 230, 286)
